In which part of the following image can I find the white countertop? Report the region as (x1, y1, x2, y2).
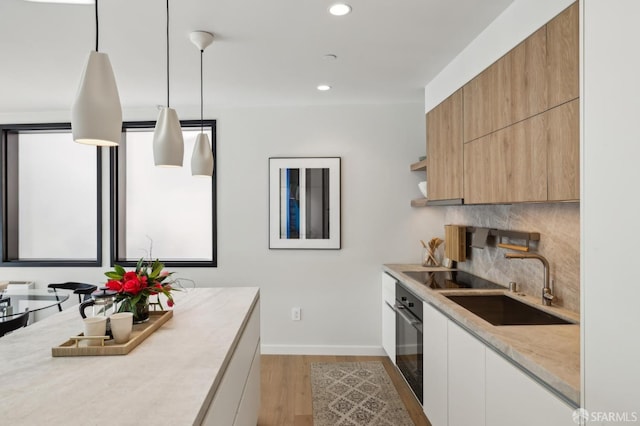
(384, 264, 580, 406)
(0, 287, 260, 425)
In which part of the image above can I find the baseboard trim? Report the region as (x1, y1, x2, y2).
(261, 344, 387, 356)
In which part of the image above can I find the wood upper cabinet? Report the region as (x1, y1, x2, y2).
(510, 28, 548, 125)
(547, 2, 579, 108)
(547, 99, 579, 201)
(463, 54, 509, 143)
(464, 113, 547, 204)
(426, 89, 463, 200)
(427, 1, 579, 205)
(465, 99, 578, 204)
(463, 27, 547, 143)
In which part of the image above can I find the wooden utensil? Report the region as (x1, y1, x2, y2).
(497, 243, 530, 252)
(423, 237, 444, 266)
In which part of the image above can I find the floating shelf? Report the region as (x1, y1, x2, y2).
(410, 159, 428, 172)
(411, 198, 464, 207)
(427, 198, 464, 206)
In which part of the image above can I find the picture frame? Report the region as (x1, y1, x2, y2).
(269, 157, 341, 249)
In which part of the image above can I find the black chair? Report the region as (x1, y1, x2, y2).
(0, 309, 30, 337)
(48, 282, 97, 311)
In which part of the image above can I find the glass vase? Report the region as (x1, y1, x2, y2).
(119, 297, 150, 324)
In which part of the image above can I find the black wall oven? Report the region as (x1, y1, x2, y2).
(395, 282, 423, 403)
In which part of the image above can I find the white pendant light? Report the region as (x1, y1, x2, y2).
(192, 133, 214, 176)
(153, 0, 184, 167)
(189, 31, 215, 177)
(71, 0, 122, 146)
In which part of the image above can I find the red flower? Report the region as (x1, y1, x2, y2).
(104, 259, 178, 309)
(123, 271, 138, 281)
(106, 280, 123, 292)
(123, 278, 142, 295)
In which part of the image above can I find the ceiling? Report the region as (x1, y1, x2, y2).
(0, 0, 515, 116)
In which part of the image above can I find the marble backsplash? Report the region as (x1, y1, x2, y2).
(444, 203, 580, 313)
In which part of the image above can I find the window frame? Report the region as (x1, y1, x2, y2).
(0, 122, 102, 267)
(109, 120, 217, 268)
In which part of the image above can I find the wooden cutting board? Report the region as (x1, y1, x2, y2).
(445, 225, 466, 262)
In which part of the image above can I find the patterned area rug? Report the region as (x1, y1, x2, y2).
(310, 361, 414, 426)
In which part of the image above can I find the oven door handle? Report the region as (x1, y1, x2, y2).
(389, 302, 423, 333)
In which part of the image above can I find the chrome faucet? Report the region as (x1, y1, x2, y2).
(504, 253, 554, 306)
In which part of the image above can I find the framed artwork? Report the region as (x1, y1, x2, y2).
(269, 157, 341, 249)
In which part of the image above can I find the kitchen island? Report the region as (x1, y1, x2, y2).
(0, 287, 260, 426)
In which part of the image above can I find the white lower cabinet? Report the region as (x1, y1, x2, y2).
(485, 349, 574, 426)
(422, 301, 449, 426)
(421, 300, 574, 426)
(381, 273, 396, 361)
(448, 321, 486, 426)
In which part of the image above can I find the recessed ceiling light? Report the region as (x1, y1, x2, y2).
(317, 85, 332, 91)
(23, 0, 94, 3)
(329, 3, 352, 16)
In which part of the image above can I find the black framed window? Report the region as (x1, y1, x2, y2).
(110, 120, 217, 267)
(0, 123, 102, 266)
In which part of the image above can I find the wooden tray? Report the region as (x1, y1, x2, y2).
(52, 310, 173, 357)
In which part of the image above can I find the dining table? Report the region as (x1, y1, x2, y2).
(0, 289, 69, 321)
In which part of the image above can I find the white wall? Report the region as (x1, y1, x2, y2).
(0, 103, 445, 354)
(582, 0, 640, 421)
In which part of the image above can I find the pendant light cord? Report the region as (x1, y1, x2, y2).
(200, 49, 204, 133)
(166, 0, 170, 108)
(95, 0, 99, 52)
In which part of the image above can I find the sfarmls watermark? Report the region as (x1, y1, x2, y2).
(573, 408, 638, 424)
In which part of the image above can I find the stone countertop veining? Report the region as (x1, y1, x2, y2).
(384, 264, 580, 406)
(0, 287, 260, 426)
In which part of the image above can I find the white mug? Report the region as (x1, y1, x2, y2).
(109, 312, 134, 344)
(83, 316, 107, 346)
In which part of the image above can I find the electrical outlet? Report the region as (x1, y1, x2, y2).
(291, 307, 301, 321)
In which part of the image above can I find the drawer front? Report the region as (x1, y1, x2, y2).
(382, 272, 396, 304)
(233, 342, 261, 426)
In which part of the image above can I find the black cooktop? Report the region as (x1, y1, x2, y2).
(401, 270, 504, 290)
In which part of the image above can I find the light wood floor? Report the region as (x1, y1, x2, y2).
(258, 355, 431, 426)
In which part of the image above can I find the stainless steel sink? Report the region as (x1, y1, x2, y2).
(445, 294, 573, 326)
